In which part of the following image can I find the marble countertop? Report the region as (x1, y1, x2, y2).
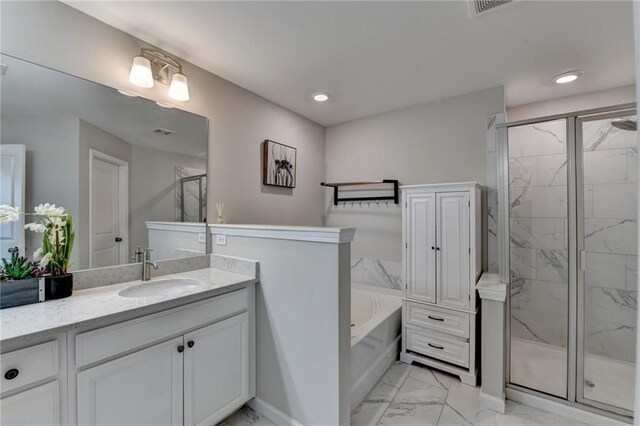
(0, 268, 256, 343)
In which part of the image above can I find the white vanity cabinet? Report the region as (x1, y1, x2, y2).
(0, 335, 67, 426)
(71, 286, 255, 426)
(400, 182, 482, 385)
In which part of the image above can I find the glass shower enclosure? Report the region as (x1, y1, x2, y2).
(500, 105, 637, 418)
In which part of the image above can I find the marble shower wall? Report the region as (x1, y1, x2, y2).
(351, 256, 402, 291)
(508, 119, 569, 349)
(582, 116, 637, 363)
(175, 166, 207, 222)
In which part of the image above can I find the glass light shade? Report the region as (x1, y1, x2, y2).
(129, 56, 154, 88)
(169, 72, 190, 101)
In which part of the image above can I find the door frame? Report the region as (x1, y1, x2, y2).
(89, 149, 129, 268)
(0, 144, 26, 256)
(497, 103, 636, 419)
(575, 109, 636, 417)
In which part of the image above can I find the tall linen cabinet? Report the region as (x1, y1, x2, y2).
(400, 182, 483, 385)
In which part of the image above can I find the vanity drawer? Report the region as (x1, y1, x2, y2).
(406, 326, 469, 368)
(1, 341, 59, 394)
(405, 301, 469, 339)
(76, 288, 248, 368)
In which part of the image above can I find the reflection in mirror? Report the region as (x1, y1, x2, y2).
(0, 54, 209, 271)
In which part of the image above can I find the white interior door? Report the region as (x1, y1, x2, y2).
(90, 150, 128, 268)
(436, 192, 470, 310)
(0, 144, 25, 258)
(406, 193, 436, 303)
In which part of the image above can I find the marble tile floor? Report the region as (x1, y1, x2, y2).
(219, 360, 623, 426)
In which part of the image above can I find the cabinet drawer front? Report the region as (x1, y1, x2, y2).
(406, 327, 469, 368)
(1, 341, 58, 394)
(76, 288, 248, 368)
(405, 302, 469, 339)
(1, 380, 60, 425)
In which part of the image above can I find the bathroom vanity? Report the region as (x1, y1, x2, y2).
(0, 264, 256, 426)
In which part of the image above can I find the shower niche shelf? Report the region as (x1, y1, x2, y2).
(321, 179, 399, 206)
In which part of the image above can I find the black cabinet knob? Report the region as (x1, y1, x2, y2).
(177, 345, 185, 353)
(187, 340, 195, 348)
(115, 237, 123, 242)
(4, 368, 19, 380)
(431, 246, 435, 250)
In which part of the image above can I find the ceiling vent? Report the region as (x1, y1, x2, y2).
(469, 0, 512, 16)
(153, 127, 175, 136)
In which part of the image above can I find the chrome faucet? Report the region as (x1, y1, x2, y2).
(142, 248, 158, 281)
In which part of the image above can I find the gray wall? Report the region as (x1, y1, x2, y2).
(325, 87, 505, 268)
(1, 115, 81, 267)
(1, 1, 326, 228)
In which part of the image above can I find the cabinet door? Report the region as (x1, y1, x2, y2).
(406, 193, 437, 303)
(436, 192, 470, 310)
(1, 381, 60, 426)
(77, 336, 183, 426)
(184, 312, 249, 426)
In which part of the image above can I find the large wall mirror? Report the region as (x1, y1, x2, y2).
(0, 54, 209, 271)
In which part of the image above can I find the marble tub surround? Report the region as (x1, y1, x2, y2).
(72, 254, 211, 291)
(351, 256, 402, 291)
(0, 266, 256, 344)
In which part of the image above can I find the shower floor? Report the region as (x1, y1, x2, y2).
(510, 337, 635, 412)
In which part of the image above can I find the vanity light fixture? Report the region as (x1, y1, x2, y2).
(553, 71, 581, 84)
(313, 92, 330, 102)
(128, 48, 190, 101)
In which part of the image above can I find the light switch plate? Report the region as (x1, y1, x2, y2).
(215, 234, 227, 246)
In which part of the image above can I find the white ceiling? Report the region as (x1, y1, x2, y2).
(1, 54, 208, 158)
(66, 1, 635, 127)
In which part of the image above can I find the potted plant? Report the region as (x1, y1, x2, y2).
(1, 203, 75, 300)
(0, 247, 43, 309)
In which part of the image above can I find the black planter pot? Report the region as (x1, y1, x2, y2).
(45, 274, 73, 300)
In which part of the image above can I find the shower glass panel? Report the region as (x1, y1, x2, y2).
(579, 113, 637, 412)
(508, 119, 569, 398)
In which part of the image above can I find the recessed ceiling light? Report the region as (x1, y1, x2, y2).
(313, 92, 330, 102)
(553, 71, 581, 84)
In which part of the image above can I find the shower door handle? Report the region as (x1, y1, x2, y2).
(579, 250, 586, 271)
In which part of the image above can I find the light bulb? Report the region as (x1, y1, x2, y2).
(169, 72, 190, 101)
(129, 56, 154, 88)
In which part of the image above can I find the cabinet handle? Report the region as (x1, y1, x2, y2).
(427, 343, 444, 350)
(177, 345, 185, 353)
(4, 368, 19, 380)
(427, 315, 445, 322)
(436, 247, 440, 251)
(187, 340, 195, 348)
(431, 246, 435, 250)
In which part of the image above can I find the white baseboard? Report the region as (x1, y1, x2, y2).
(505, 388, 629, 425)
(248, 397, 303, 426)
(479, 391, 505, 414)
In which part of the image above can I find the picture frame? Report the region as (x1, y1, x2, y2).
(262, 139, 297, 188)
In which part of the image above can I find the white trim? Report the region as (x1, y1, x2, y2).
(209, 224, 356, 244)
(479, 392, 506, 414)
(475, 273, 507, 302)
(506, 388, 628, 426)
(145, 221, 206, 234)
(400, 181, 482, 190)
(89, 149, 128, 268)
(247, 397, 303, 426)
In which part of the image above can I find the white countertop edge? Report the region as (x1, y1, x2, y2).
(209, 224, 356, 244)
(146, 221, 207, 233)
(475, 273, 507, 302)
(400, 181, 483, 190)
(0, 269, 256, 345)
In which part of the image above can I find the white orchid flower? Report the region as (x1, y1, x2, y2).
(38, 252, 52, 269)
(25, 222, 46, 233)
(33, 247, 43, 262)
(34, 203, 65, 217)
(0, 205, 20, 224)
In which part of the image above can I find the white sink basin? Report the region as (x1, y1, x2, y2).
(118, 278, 204, 298)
